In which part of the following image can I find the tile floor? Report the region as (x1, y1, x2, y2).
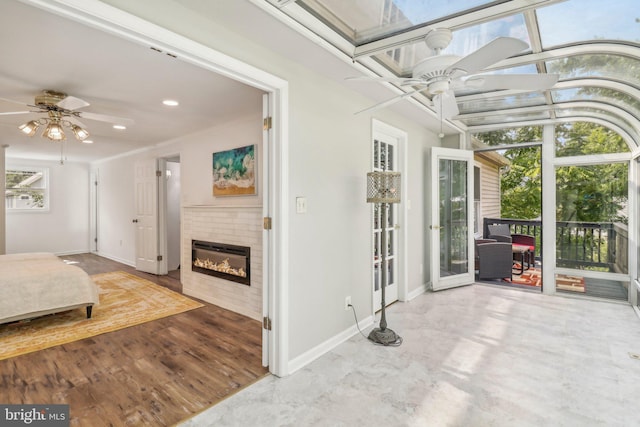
(180, 284, 640, 427)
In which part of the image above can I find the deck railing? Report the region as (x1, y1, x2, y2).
(482, 218, 628, 273)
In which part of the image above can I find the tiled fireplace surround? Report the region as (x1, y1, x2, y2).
(182, 206, 262, 321)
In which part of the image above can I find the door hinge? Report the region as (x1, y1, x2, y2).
(156, 170, 162, 177)
(94, 238, 98, 243)
(263, 116, 272, 130)
(263, 217, 272, 230)
(157, 255, 163, 261)
(263, 316, 272, 331)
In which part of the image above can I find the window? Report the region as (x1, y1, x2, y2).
(5, 167, 49, 211)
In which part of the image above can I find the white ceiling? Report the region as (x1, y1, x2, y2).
(0, 0, 266, 163)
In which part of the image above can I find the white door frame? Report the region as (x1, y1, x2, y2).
(371, 119, 408, 312)
(30, 0, 290, 377)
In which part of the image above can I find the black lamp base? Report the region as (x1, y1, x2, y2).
(368, 327, 402, 346)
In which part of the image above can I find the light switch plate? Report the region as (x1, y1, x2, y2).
(296, 197, 307, 213)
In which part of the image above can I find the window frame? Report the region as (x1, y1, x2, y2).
(5, 166, 50, 212)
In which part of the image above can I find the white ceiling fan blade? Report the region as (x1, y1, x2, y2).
(57, 95, 90, 110)
(355, 88, 425, 115)
(346, 76, 424, 86)
(446, 37, 529, 75)
(465, 74, 559, 91)
(433, 90, 459, 119)
(78, 111, 134, 126)
(0, 96, 29, 107)
(0, 111, 31, 116)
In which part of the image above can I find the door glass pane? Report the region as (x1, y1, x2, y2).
(439, 158, 469, 276)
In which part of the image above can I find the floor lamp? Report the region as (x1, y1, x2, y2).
(367, 171, 402, 346)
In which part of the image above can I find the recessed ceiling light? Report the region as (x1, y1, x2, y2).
(113, 125, 126, 130)
(82, 139, 94, 144)
(162, 99, 179, 106)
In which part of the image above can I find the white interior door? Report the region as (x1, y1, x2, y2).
(430, 147, 474, 291)
(372, 132, 399, 309)
(135, 158, 160, 274)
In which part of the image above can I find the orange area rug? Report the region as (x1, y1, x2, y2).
(0, 271, 203, 360)
(504, 266, 585, 293)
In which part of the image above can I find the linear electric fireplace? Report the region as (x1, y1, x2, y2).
(191, 240, 250, 285)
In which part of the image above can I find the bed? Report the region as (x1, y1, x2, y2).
(0, 253, 100, 324)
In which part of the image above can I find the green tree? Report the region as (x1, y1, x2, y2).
(475, 122, 628, 223)
(476, 126, 542, 220)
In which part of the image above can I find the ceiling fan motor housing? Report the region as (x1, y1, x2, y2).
(34, 90, 67, 107)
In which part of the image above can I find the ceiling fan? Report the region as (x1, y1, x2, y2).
(348, 28, 559, 121)
(0, 90, 134, 141)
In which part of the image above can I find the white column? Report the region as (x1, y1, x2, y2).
(0, 145, 8, 255)
(541, 125, 555, 295)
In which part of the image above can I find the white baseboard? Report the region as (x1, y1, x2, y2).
(287, 314, 374, 375)
(55, 249, 90, 257)
(95, 252, 135, 267)
(407, 282, 430, 301)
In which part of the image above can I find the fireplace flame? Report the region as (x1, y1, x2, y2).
(194, 257, 246, 278)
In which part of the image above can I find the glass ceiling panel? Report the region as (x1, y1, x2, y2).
(555, 107, 637, 136)
(537, 0, 640, 48)
(462, 111, 550, 127)
(458, 92, 547, 114)
(298, 0, 500, 45)
(552, 87, 640, 121)
(546, 55, 640, 90)
(373, 14, 530, 76)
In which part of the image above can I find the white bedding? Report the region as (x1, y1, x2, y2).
(0, 253, 100, 324)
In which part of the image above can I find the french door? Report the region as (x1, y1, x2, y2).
(430, 147, 475, 291)
(372, 133, 399, 309)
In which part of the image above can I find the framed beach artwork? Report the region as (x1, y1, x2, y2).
(212, 144, 257, 196)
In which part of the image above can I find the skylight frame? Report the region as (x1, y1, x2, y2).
(261, 0, 640, 147)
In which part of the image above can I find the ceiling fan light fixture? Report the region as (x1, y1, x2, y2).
(18, 120, 40, 136)
(71, 124, 90, 140)
(43, 120, 65, 141)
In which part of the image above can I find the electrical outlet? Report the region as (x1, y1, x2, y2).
(344, 296, 351, 311)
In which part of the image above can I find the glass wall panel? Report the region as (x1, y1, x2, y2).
(555, 163, 628, 274)
(556, 273, 629, 301)
(554, 108, 638, 137)
(552, 87, 640, 121)
(546, 55, 640, 90)
(555, 122, 630, 156)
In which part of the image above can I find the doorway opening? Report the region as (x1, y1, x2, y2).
(164, 155, 181, 281)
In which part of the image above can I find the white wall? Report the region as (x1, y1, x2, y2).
(6, 158, 90, 255)
(92, 113, 263, 265)
(97, 0, 443, 366)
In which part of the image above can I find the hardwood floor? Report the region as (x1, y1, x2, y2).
(0, 253, 268, 426)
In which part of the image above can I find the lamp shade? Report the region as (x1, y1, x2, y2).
(43, 120, 65, 141)
(71, 124, 90, 140)
(18, 120, 40, 136)
(366, 171, 401, 204)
